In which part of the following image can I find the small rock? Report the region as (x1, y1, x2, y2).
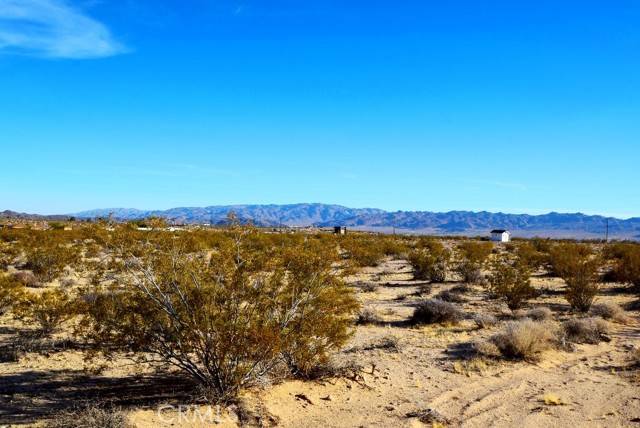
(295, 393, 314, 405)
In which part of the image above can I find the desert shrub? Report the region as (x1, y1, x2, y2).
(46, 404, 131, 428)
(589, 302, 629, 323)
(14, 288, 75, 334)
(549, 243, 593, 278)
(562, 318, 609, 344)
(515, 306, 553, 322)
(449, 284, 472, 293)
(473, 313, 498, 329)
(78, 229, 358, 401)
(415, 283, 432, 296)
(13, 271, 40, 287)
(0, 244, 18, 270)
(408, 241, 450, 282)
(378, 236, 409, 257)
(410, 299, 464, 325)
(516, 242, 549, 270)
(0, 275, 25, 315)
(455, 241, 493, 284)
(456, 261, 484, 284)
(562, 257, 601, 312)
(356, 308, 382, 325)
(359, 282, 378, 293)
(23, 234, 78, 282)
(613, 245, 640, 288)
(363, 335, 401, 352)
(487, 258, 535, 310)
(458, 241, 493, 263)
(340, 235, 386, 267)
(489, 319, 557, 360)
(472, 339, 502, 358)
(435, 289, 467, 303)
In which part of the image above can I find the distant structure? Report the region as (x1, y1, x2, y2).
(334, 226, 347, 235)
(490, 229, 511, 242)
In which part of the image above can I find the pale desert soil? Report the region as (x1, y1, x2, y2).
(1, 258, 639, 427)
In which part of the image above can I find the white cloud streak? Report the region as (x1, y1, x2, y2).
(0, 0, 126, 59)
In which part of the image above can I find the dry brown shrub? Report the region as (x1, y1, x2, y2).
(12, 271, 40, 287)
(435, 289, 467, 303)
(490, 319, 558, 360)
(472, 339, 502, 358)
(356, 307, 382, 325)
(473, 313, 498, 329)
(562, 317, 610, 344)
(359, 282, 378, 293)
(362, 335, 401, 352)
(45, 404, 131, 428)
(410, 299, 464, 325)
(590, 302, 630, 324)
(515, 307, 553, 322)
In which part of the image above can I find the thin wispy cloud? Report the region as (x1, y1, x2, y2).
(0, 0, 126, 59)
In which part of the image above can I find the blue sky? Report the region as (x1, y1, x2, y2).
(1, 1, 639, 217)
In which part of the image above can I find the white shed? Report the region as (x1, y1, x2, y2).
(490, 229, 511, 242)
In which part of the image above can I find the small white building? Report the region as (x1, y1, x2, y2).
(490, 229, 511, 242)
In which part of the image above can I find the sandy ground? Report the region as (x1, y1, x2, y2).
(1, 258, 639, 427)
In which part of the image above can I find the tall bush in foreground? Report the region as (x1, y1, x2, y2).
(79, 229, 358, 401)
(563, 257, 601, 312)
(549, 243, 601, 311)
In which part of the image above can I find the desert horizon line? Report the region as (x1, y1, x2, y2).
(3, 203, 639, 221)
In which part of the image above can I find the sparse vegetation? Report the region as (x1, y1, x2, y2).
(1, 223, 638, 425)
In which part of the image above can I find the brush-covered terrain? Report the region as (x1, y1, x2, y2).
(0, 220, 639, 427)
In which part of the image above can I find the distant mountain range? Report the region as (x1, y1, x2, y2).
(68, 204, 640, 240)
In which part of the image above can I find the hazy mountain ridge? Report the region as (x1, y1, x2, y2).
(70, 204, 640, 239)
